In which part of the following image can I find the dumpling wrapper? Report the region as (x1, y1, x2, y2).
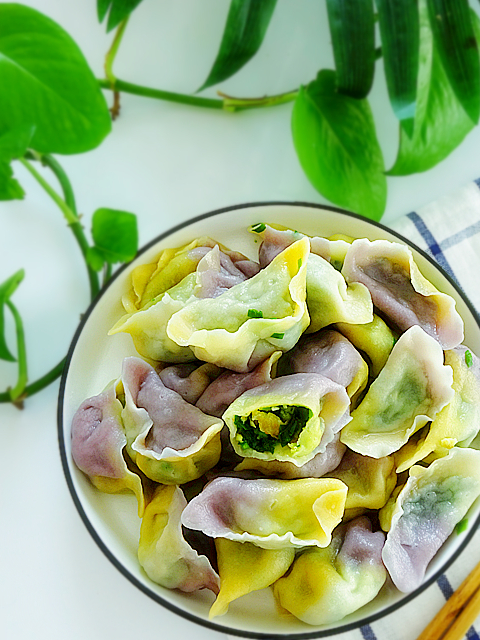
(181, 476, 348, 549)
(342, 238, 464, 350)
(396, 346, 480, 472)
(341, 326, 454, 458)
(324, 449, 396, 518)
(223, 373, 350, 467)
(123, 236, 258, 312)
(110, 244, 258, 363)
(209, 539, 294, 619)
(234, 434, 346, 480)
(335, 314, 396, 377)
(166, 238, 311, 372)
(138, 484, 219, 593)
(304, 253, 373, 333)
(381, 448, 480, 593)
(273, 516, 386, 626)
(159, 361, 222, 404)
(253, 223, 351, 270)
(278, 329, 368, 404)
(71, 382, 145, 516)
(120, 357, 223, 484)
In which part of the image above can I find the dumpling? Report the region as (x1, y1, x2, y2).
(223, 373, 350, 467)
(273, 516, 386, 625)
(71, 382, 145, 516)
(138, 484, 219, 593)
(335, 314, 396, 377)
(110, 243, 259, 363)
(381, 448, 480, 592)
(120, 357, 223, 484)
(304, 253, 373, 333)
(396, 346, 480, 472)
(341, 326, 454, 458)
(234, 434, 346, 479)
(278, 329, 368, 404)
(181, 476, 348, 549)
(122, 236, 258, 313)
(209, 539, 294, 619)
(252, 222, 351, 269)
(166, 238, 310, 372)
(341, 238, 464, 349)
(324, 449, 396, 518)
(158, 361, 222, 404)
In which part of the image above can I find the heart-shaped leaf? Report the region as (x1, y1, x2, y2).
(0, 4, 111, 154)
(0, 269, 24, 362)
(375, 0, 420, 136)
(199, 0, 278, 91)
(97, 0, 145, 32)
(388, 2, 478, 175)
(427, 0, 480, 124)
(326, 0, 376, 99)
(87, 208, 138, 271)
(292, 70, 387, 221)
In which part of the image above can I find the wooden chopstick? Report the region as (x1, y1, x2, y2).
(416, 560, 480, 640)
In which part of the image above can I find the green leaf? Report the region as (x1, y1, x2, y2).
(199, 0, 278, 91)
(89, 208, 138, 269)
(326, 0, 376, 99)
(97, 0, 145, 32)
(0, 269, 24, 362)
(375, 0, 420, 135)
(427, 0, 480, 124)
(291, 70, 387, 221)
(0, 125, 35, 162)
(0, 162, 25, 201)
(0, 4, 111, 154)
(388, 2, 478, 176)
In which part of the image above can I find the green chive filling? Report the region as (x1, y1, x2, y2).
(465, 350, 473, 368)
(247, 309, 263, 318)
(456, 518, 468, 534)
(271, 332, 285, 339)
(251, 223, 266, 233)
(234, 405, 312, 454)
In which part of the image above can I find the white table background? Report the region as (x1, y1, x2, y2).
(2, 1, 480, 639)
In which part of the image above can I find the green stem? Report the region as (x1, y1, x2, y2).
(105, 17, 129, 85)
(6, 300, 28, 402)
(0, 357, 65, 404)
(20, 155, 100, 299)
(19, 157, 77, 224)
(98, 78, 298, 111)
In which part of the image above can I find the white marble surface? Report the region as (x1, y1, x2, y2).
(2, 1, 480, 639)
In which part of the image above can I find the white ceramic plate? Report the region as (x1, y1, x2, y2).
(58, 202, 480, 639)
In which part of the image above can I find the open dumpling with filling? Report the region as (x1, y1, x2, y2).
(71, 381, 146, 516)
(223, 373, 350, 466)
(181, 476, 348, 549)
(166, 238, 310, 372)
(273, 516, 386, 625)
(342, 238, 464, 349)
(381, 448, 480, 593)
(341, 326, 454, 457)
(121, 357, 223, 484)
(138, 484, 219, 593)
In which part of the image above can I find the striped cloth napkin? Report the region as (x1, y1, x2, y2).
(227, 180, 480, 640)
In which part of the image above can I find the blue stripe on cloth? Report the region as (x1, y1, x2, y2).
(474, 177, 480, 188)
(360, 624, 378, 640)
(407, 212, 459, 285)
(440, 220, 480, 251)
(437, 574, 480, 640)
